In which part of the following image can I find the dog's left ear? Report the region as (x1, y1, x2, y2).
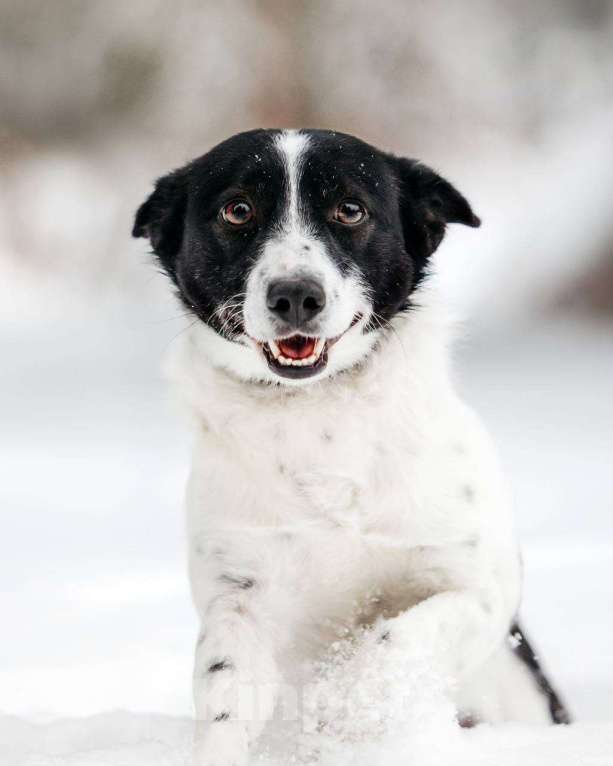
(132, 166, 189, 276)
(396, 158, 481, 261)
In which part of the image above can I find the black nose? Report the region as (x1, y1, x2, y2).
(266, 278, 326, 328)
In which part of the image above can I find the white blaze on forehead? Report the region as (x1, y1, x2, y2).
(242, 128, 370, 347)
(274, 130, 311, 234)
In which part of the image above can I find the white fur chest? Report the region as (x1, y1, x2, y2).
(177, 308, 516, 665)
(187, 347, 453, 545)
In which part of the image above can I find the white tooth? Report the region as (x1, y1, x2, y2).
(291, 359, 303, 366)
(268, 340, 281, 359)
(314, 338, 325, 355)
(279, 356, 291, 366)
(304, 355, 316, 365)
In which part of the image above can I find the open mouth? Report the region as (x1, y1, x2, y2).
(262, 335, 329, 379)
(256, 314, 364, 380)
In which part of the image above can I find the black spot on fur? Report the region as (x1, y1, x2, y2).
(219, 574, 255, 590)
(379, 630, 390, 643)
(461, 484, 476, 503)
(509, 621, 572, 725)
(321, 430, 333, 442)
(208, 659, 232, 673)
(214, 712, 230, 722)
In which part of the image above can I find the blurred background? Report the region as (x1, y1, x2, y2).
(1, 0, 611, 724)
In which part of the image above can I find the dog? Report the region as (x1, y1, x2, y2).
(133, 128, 570, 764)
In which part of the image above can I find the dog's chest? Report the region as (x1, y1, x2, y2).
(193, 388, 461, 581)
(224, 392, 424, 535)
(274, 417, 381, 530)
(188, 375, 490, 661)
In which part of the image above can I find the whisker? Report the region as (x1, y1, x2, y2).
(370, 311, 407, 361)
(163, 317, 199, 354)
(151, 311, 196, 325)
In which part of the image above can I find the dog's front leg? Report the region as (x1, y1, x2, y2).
(362, 578, 516, 687)
(191, 555, 279, 766)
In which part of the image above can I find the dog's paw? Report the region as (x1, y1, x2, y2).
(193, 719, 249, 766)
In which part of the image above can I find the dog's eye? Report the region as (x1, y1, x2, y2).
(334, 200, 367, 226)
(222, 199, 254, 226)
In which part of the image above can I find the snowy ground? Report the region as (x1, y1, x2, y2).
(2, 711, 613, 766)
(1, 296, 612, 762)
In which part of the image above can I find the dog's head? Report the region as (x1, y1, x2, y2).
(133, 129, 479, 385)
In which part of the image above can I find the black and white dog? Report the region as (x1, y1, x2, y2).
(133, 129, 569, 764)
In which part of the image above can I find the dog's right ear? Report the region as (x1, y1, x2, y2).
(132, 167, 189, 270)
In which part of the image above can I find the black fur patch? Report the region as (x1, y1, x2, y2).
(509, 622, 572, 725)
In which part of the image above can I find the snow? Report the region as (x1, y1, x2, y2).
(2, 712, 613, 765)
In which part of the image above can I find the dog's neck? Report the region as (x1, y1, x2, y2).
(168, 286, 456, 434)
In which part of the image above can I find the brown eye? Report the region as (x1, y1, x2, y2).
(334, 199, 367, 226)
(222, 199, 254, 226)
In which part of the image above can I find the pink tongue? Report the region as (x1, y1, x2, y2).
(278, 336, 316, 360)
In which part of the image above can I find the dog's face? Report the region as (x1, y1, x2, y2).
(133, 129, 479, 385)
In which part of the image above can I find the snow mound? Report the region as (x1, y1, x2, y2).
(3, 711, 613, 766)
